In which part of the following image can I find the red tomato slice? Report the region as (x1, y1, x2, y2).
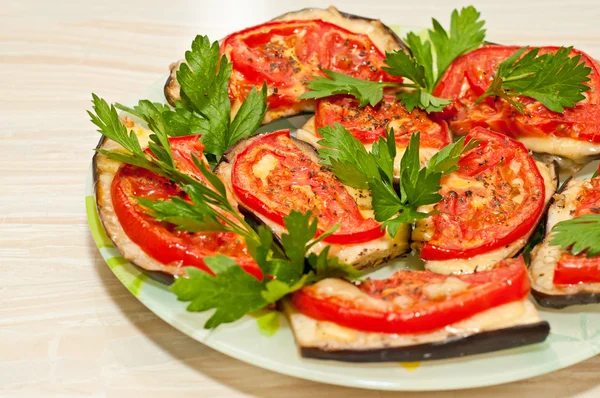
(433, 45, 600, 143)
(222, 20, 402, 111)
(291, 256, 530, 334)
(231, 130, 385, 244)
(420, 128, 546, 261)
(111, 136, 260, 278)
(314, 95, 450, 147)
(554, 177, 600, 284)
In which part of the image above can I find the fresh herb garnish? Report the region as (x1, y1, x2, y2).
(476, 46, 592, 113)
(90, 93, 359, 328)
(550, 214, 600, 257)
(116, 35, 268, 163)
(318, 123, 478, 236)
(300, 6, 485, 113)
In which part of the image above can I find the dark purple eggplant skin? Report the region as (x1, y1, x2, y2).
(300, 321, 550, 363)
(531, 290, 600, 309)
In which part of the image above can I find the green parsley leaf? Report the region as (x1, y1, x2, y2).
(383, 50, 428, 88)
(405, 32, 435, 91)
(171, 257, 268, 329)
(397, 90, 452, 113)
(135, 195, 225, 233)
(550, 214, 600, 257)
(299, 69, 399, 107)
(427, 136, 479, 176)
(254, 310, 281, 337)
(317, 123, 380, 189)
(228, 84, 268, 147)
(89, 94, 144, 156)
(306, 247, 362, 281)
(384, 209, 430, 238)
(318, 124, 476, 237)
(477, 46, 592, 113)
(429, 6, 486, 86)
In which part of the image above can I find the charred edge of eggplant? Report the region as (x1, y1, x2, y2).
(272, 7, 408, 53)
(531, 289, 600, 309)
(299, 321, 550, 363)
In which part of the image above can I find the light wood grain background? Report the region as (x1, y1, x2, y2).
(1, 0, 599, 396)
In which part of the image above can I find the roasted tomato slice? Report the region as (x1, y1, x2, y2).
(222, 20, 401, 111)
(420, 127, 546, 261)
(314, 95, 450, 147)
(111, 136, 260, 278)
(231, 130, 385, 244)
(554, 176, 600, 284)
(433, 45, 600, 143)
(291, 256, 529, 334)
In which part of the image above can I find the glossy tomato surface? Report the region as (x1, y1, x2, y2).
(554, 176, 600, 284)
(111, 136, 260, 278)
(292, 256, 530, 334)
(231, 130, 384, 244)
(433, 45, 600, 143)
(315, 95, 450, 147)
(222, 20, 402, 112)
(420, 127, 546, 261)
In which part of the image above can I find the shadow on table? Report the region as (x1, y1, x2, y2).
(88, 233, 599, 398)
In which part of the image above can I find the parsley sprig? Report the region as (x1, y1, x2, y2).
(476, 46, 592, 113)
(90, 93, 359, 328)
(318, 123, 478, 237)
(299, 6, 485, 113)
(116, 35, 268, 164)
(550, 214, 600, 257)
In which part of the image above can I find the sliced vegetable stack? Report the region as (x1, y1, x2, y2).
(283, 256, 549, 362)
(530, 165, 600, 308)
(215, 130, 410, 269)
(433, 45, 600, 163)
(413, 128, 557, 274)
(165, 6, 406, 123)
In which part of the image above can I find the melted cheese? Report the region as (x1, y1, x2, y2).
(422, 277, 469, 300)
(415, 161, 556, 274)
(252, 154, 279, 184)
(517, 136, 600, 161)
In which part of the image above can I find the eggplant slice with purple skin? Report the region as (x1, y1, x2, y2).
(529, 176, 600, 309)
(164, 6, 408, 123)
(214, 131, 411, 271)
(281, 297, 549, 363)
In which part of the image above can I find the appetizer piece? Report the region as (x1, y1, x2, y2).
(433, 45, 600, 163)
(413, 127, 557, 274)
(296, 95, 451, 171)
(530, 170, 600, 308)
(94, 122, 259, 278)
(165, 6, 405, 123)
(215, 130, 410, 269)
(283, 256, 550, 362)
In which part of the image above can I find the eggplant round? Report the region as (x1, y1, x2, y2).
(163, 6, 408, 123)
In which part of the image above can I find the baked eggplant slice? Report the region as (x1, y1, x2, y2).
(295, 95, 451, 173)
(215, 130, 410, 270)
(530, 175, 600, 308)
(433, 45, 600, 164)
(94, 118, 260, 278)
(282, 257, 550, 362)
(164, 6, 406, 124)
(412, 127, 557, 274)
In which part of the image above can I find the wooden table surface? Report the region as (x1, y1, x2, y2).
(2, 0, 599, 396)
